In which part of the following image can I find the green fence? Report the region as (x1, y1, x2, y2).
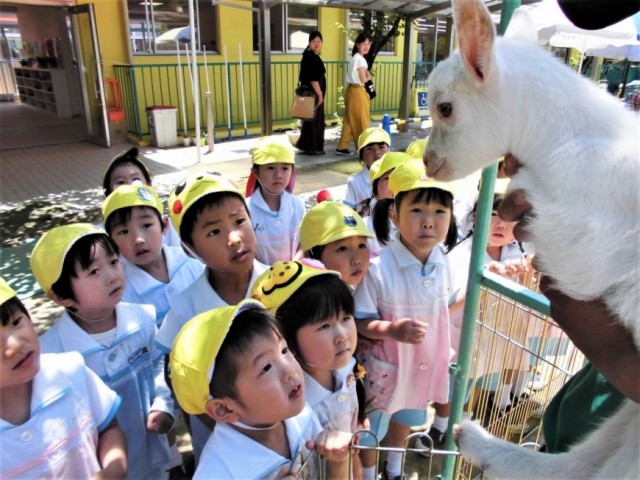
(112, 60, 437, 140)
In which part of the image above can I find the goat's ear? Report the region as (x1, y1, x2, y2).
(453, 0, 496, 86)
(505, 9, 538, 44)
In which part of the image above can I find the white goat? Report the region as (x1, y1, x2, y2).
(424, 0, 640, 477)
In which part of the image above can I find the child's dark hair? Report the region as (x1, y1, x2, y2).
(306, 244, 326, 261)
(210, 307, 281, 401)
(179, 192, 249, 246)
(352, 32, 372, 56)
(374, 188, 458, 252)
(1, 296, 29, 326)
(103, 147, 152, 196)
(50, 234, 120, 303)
(356, 178, 381, 218)
(274, 275, 354, 356)
(105, 206, 164, 236)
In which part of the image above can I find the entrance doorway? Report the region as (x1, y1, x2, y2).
(0, 3, 109, 151)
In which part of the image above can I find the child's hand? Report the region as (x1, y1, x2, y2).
(146, 411, 174, 434)
(390, 318, 428, 344)
(307, 429, 353, 462)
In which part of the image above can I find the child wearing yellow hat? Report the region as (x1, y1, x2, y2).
(299, 201, 373, 288)
(0, 277, 127, 478)
(102, 184, 204, 327)
(252, 260, 366, 478)
(29, 225, 173, 479)
(156, 171, 269, 463)
(353, 160, 461, 480)
(102, 147, 182, 248)
(169, 299, 353, 479)
(343, 127, 391, 209)
(245, 136, 306, 265)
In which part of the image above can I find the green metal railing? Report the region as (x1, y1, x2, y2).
(112, 60, 437, 140)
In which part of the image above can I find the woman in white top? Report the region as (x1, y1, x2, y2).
(336, 32, 372, 156)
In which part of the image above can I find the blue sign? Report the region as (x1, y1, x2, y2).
(417, 91, 428, 108)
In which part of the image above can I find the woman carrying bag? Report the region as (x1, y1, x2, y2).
(296, 30, 326, 156)
(336, 32, 372, 156)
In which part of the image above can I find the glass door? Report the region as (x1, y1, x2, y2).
(69, 4, 110, 147)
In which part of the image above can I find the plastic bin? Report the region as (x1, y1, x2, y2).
(147, 106, 177, 148)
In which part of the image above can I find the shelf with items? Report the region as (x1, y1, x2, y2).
(13, 67, 71, 118)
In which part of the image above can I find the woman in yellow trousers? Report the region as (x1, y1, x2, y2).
(337, 32, 372, 156)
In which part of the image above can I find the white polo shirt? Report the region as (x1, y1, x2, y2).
(120, 245, 204, 327)
(40, 303, 172, 480)
(0, 352, 120, 479)
(344, 168, 372, 209)
(247, 189, 305, 265)
(304, 357, 359, 433)
(194, 405, 322, 479)
(354, 236, 456, 413)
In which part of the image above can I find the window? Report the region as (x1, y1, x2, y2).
(128, 0, 218, 54)
(252, 3, 318, 53)
(348, 11, 397, 54)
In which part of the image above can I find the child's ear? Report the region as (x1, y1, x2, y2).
(389, 204, 398, 227)
(162, 215, 169, 234)
(47, 290, 76, 309)
(205, 398, 240, 423)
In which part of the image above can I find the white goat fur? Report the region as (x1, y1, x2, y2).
(424, 0, 640, 478)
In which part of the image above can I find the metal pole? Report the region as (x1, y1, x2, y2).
(223, 45, 233, 140)
(440, 2, 520, 478)
(258, 1, 272, 135)
(238, 43, 248, 137)
(176, 41, 188, 143)
(203, 44, 214, 152)
(188, 0, 201, 163)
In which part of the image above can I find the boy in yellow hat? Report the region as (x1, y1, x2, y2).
(30, 224, 174, 480)
(245, 136, 306, 265)
(102, 184, 204, 327)
(156, 171, 269, 462)
(169, 299, 353, 479)
(0, 277, 127, 478)
(343, 127, 390, 209)
(353, 160, 461, 480)
(299, 201, 373, 289)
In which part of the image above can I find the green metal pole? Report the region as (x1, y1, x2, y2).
(440, 2, 520, 479)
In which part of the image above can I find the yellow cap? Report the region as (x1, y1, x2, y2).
(405, 138, 428, 160)
(0, 277, 17, 305)
(169, 299, 265, 415)
(251, 260, 340, 313)
(251, 135, 295, 166)
(102, 147, 152, 195)
(357, 127, 390, 152)
(30, 223, 106, 294)
(389, 160, 454, 197)
(299, 201, 373, 251)
(102, 184, 164, 224)
(370, 152, 412, 182)
(168, 171, 243, 233)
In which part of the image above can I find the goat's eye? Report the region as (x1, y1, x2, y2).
(438, 102, 452, 118)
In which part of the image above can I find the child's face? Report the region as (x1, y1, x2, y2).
(0, 307, 40, 389)
(230, 333, 305, 426)
(394, 190, 451, 263)
(69, 244, 125, 314)
(487, 210, 517, 248)
(295, 310, 357, 372)
(189, 197, 257, 274)
(377, 170, 394, 200)
(254, 163, 292, 196)
(109, 162, 148, 192)
(110, 207, 165, 269)
(362, 143, 389, 168)
(319, 236, 370, 287)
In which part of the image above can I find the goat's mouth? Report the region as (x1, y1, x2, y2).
(426, 158, 451, 181)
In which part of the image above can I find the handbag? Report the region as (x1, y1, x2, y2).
(291, 83, 316, 120)
(365, 79, 377, 100)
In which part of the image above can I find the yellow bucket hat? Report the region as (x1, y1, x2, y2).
(251, 260, 340, 313)
(102, 184, 164, 224)
(251, 135, 295, 166)
(389, 160, 454, 197)
(370, 152, 413, 182)
(0, 277, 17, 305)
(169, 299, 265, 415)
(357, 127, 390, 153)
(299, 201, 373, 251)
(30, 223, 106, 294)
(168, 171, 243, 233)
(405, 138, 428, 160)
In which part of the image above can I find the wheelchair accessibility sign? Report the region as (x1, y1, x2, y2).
(412, 88, 429, 116)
